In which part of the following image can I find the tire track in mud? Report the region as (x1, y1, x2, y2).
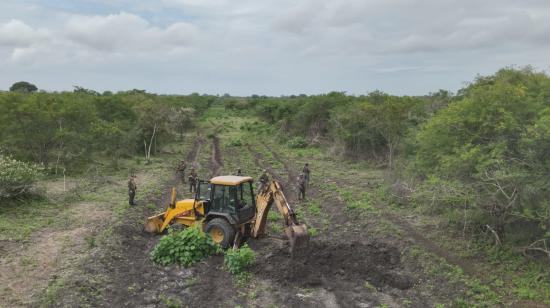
(264, 144, 297, 184)
(246, 144, 294, 199)
(264, 143, 349, 227)
(186, 135, 205, 166)
(190, 136, 247, 308)
(210, 135, 223, 177)
(264, 144, 485, 285)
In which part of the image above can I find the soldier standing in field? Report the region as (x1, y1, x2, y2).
(258, 169, 269, 193)
(176, 160, 187, 183)
(188, 167, 198, 194)
(298, 173, 306, 201)
(128, 174, 137, 206)
(302, 163, 310, 187)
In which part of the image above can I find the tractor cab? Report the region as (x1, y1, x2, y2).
(196, 176, 256, 225)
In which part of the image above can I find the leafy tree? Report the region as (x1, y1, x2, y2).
(414, 67, 550, 243)
(73, 86, 99, 95)
(9, 81, 37, 93)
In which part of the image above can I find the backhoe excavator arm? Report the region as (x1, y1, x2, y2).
(252, 181, 309, 252)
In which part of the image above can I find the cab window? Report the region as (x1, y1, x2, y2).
(239, 182, 254, 209)
(197, 182, 210, 200)
(212, 185, 225, 212)
(227, 186, 237, 213)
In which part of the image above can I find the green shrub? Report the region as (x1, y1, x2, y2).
(150, 225, 219, 267)
(0, 155, 42, 199)
(287, 137, 308, 148)
(229, 139, 242, 147)
(224, 244, 255, 274)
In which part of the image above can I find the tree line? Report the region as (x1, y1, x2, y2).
(0, 88, 215, 176)
(224, 67, 549, 252)
(2, 67, 549, 252)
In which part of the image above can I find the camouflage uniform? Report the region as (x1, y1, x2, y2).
(176, 160, 187, 183)
(258, 170, 269, 193)
(128, 175, 137, 206)
(298, 174, 306, 201)
(302, 163, 310, 186)
(188, 169, 198, 193)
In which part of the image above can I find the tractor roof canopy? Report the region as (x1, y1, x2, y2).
(210, 175, 253, 186)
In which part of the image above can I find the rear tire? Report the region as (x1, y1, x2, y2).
(205, 218, 235, 249)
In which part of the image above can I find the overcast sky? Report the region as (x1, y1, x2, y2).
(0, 0, 549, 96)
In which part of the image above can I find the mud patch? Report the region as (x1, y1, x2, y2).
(253, 240, 414, 307)
(186, 136, 205, 164)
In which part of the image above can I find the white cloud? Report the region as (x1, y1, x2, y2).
(0, 0, 549, 95)
(0, 11, 199, 64)
(65, 12, 198, 53)
(0, 19, 48, 48)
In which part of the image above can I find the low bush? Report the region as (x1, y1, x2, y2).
(287, 136, 308, 148)
(150, 225, 219, 267)
(224, 244, 255, 274)
(0, 155, 42, 199)
(229, 139, 242, 147)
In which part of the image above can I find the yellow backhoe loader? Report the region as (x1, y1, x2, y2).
(145, 175, 308, 252)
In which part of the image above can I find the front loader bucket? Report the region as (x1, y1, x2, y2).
(145, 213, 165, 233)
(284, 223, 309, 254)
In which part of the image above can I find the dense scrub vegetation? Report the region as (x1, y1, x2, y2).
(413, 69, 550, 247)
(1, 67, 548, 257)
(0, 89, 215, 174)
(225, 67, 550, 253)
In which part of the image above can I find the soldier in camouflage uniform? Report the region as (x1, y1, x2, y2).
(298, 173, 306, 201)
(302, 163, 310, 187)
(176, 160, 187, 183)
(128, 174, 137, 206)
(258, 169, 269, 193)
(188, 167, 198, 194)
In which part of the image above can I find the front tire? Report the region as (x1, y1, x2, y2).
(205, 218, 235, 249)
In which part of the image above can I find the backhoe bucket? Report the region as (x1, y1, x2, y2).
(145, 213, 165, 233)
(284, 223, 309, 254)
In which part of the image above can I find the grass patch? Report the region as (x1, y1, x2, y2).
(267, 210, 281, 222)
(0, 197, 63, 241)
(270, 223, 283, 234)
(307, 200, 321, 216)
(234, 271, 252, 288)
(308, 227, 319, 237)
(42, 276, 65, 306)
(159, 293, 183, 308)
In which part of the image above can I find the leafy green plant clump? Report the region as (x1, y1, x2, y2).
(150, 225, 219, 267)
(229, 139, 243, 147)
(287, 136, 308, 148)
(0, 155, 42, 199)
(224, 244, 256, 274)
